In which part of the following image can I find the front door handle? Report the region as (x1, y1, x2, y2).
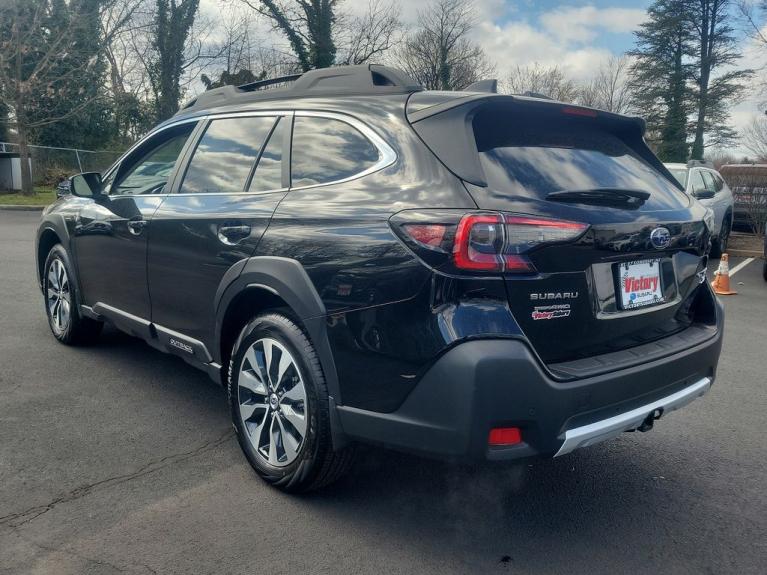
(218, 223, 251, 245)
(127, 217, 147, 236)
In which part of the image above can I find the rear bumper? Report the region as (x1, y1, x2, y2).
(336, 299, 723, 461)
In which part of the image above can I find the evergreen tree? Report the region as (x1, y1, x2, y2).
(629, 0, 694, 162)
(686, 0, 751, 159)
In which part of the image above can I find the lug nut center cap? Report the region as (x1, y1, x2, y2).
(269, 394, 279, 410)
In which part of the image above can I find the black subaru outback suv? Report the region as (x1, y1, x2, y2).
(36, 65, 723, 492)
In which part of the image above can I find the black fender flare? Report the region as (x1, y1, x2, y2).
(36, 213, 75, 292)
(214, 256, 341, 405)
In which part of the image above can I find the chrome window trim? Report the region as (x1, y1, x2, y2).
(104, 108, 397, 198)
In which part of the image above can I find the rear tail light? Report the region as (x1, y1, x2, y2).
(395, 211, 588, 274)
(453, 213, 588, 273)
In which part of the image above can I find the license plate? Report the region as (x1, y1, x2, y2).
(617, 259, 664, 309)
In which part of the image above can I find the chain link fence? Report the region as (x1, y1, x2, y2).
(0, 142, 122, 187)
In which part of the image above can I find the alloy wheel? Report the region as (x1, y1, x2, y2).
(47, 259, 71, 333)
(237, 337, 308, 467)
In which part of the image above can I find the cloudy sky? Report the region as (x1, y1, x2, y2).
(201, 0, 767, 154)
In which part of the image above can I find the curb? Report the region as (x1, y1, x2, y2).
(0, 205, 45, 212)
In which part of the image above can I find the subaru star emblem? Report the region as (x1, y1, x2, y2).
(650, 227, 671, 250)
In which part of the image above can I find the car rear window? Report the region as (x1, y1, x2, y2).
(474, 114, 684, 201)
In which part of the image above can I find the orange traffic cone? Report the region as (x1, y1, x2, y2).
(711, 253, 737, 295)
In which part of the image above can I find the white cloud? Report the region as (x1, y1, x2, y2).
(539, 6, 647, 44)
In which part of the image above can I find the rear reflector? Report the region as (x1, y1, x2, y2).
(402, 224, 448, 249)
(488, 427, 522, 446)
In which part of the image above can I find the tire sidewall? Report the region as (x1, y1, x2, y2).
(228, 315, 323, 484)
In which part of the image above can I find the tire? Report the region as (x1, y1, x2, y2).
(710, 214, 731, 258)
(762, 260, 767, 282)
(228, 312, 354, 492)
(43, 245, 103, 345)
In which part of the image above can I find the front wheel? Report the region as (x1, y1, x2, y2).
(228, 312, 354, 492)
(43, 245, 103, 345)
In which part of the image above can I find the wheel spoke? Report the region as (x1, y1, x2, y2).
(282, 381, 306, 404)
(59, 298, 70, 327)
(48, 266, 59, 290)
(240, 401, 267, 422)
(239, 369, 267, 396)
(263, 339, 274, 387)
(268, 414, 280, 465)
(274, 352, 293, 391)
(277, 415, 300, 461)
(280, 404, 306, 438)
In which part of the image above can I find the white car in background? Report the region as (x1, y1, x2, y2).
(665, 162, 734, 257)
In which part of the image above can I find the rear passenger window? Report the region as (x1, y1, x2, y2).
(291, 116, 380, 187)
(181, 116, 276, 194)
(248, 117, 286, 192)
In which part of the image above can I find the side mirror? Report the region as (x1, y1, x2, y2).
(693, 189, 715, 200)
(69, 172, 104, 199)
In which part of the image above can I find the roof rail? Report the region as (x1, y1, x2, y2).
(464, 79, 497, 93)
(238, 73, 303, 92)
(177, 64, 423, 116)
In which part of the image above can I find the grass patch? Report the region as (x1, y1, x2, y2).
(0, 187, 56, 206)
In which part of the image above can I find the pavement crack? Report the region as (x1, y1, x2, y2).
(0, 429, 233, 528)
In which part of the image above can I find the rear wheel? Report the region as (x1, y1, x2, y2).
(228, 312, 354, 492)
(43, 245, 103, 345)
(710, 214, 731, 258)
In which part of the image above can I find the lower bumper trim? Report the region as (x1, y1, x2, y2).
(554, 376, 712, 457)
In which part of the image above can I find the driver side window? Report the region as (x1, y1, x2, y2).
(111, 124, 195, 196)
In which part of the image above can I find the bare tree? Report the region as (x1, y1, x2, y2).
(0, 1, 106, 194)
(741, 114, 767, 160)
(395, 0, 494, 90)
(336, 0, 403, 66)
(578, 56, 634, 113)
(239, 0, 338, 71)
(503, 64, 579, 102)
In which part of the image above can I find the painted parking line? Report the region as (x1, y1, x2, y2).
(729, 258, 755, 278)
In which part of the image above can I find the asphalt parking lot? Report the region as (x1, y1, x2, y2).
(1, 210, 766, 575)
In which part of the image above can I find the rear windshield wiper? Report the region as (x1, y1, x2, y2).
(545, 188, 651, 208)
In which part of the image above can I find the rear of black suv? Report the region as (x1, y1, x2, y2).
(37, 65, 723, 492)
(337, 92, 722, 462)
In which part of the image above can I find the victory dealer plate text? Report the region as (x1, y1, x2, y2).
(618, 259, 664, 309)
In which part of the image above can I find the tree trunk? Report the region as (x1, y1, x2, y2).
(691, 3, 710, 160)
(16, 101, 35, 196)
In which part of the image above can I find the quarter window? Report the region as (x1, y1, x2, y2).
(181, 116, 276, 194)
(291, 116, 380, 187)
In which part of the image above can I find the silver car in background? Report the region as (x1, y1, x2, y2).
(665, 162, 734, 257)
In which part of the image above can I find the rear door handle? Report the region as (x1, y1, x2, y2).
(127, 218, 147, 236)
(218, 223, 251, 245)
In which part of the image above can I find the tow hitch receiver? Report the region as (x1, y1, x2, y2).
(637, 408, 664, 432)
